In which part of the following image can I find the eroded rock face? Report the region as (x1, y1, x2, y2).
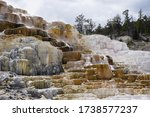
(47, 22, 81, 50)
(0, 37, 64, 75)
(0, 1, 47, 29)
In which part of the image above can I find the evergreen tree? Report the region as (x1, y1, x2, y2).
(112, 14, 122, 36)
(122, 9, 131, 35)
(86, 18, 96, 34)
(94, 24, 102, 34)
(75, 14, 86, 34)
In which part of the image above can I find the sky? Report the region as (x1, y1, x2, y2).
(4, 0, 150, 26)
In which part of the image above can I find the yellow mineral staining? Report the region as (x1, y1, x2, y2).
(48, 23, 74, 40)
(88, 64, 113, 80)
(113, 69, 125, 78)
(29, 80, 51, 89)
(16, 59, 31, 75)
(125, 74, 138, 83)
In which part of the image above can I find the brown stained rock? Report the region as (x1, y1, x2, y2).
(94, 64, 113, 80)
(29, 80, 51, 89)
(51, 79, 63, 84)
(112, 78, 124, 84)
(73, 79, 87, 85)
(67, 69, 86, 73)
(52, 83, 65, 88)
(140, 80, 150, 86)
(85, 85, 102, 89)
(126, 74, 138, 83)
(84, 81, 103, 89)
(138, 74, 150, 80)
(69, 73, 86, 79)
(126, 83, 145, 89)
(4, 27, 49, 37)
(84, 81, 102, 86)
(86, 75, 97, 80)
(113, 69, 125, 78)
(62, 51, 82, 64)
(86, 69, 95, 76)
(0, 20, 24, 32)
(85, 69, 97, 80)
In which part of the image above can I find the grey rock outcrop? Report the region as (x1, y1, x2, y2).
(0, 37, 64, 75)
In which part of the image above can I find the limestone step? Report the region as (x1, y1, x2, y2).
(63, 60, 85, 70)
(72, 78, 87, 85)
(52, 83, 65, 88)
(137, 80, 150, 86)
(137, 74, 150, 80)
(62, 51, 82, 64)
(113, 69, 125, 78)
(23, 76, 52, 82)
(67, 68, 86, 73)
(85, 64, 113, 80)
(125, 83, 146, 88)
(69, 73, 86, 79)
(53, 93, 99, 100)
(83, 81, 104, 89)
(28, 80, 51, 89)
(125, 74, 138, 83)
(62, 85, 87, 94)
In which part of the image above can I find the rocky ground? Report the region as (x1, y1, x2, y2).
(116, 36, 150, 51)
(0, 0, 150, 100)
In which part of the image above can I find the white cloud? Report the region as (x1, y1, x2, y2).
(4, 0, 150, 26)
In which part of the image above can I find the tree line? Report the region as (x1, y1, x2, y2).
(75, 9, 150, 40)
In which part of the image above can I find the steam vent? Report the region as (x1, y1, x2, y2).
(0, 0, 150, 100)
